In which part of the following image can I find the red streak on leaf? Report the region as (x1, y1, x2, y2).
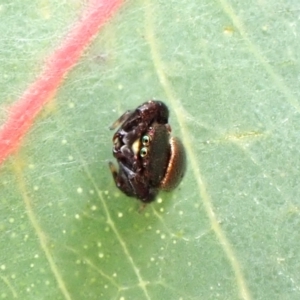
(0, 0, 123, 164)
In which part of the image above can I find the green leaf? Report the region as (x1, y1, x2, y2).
(1, 0, 300, 299)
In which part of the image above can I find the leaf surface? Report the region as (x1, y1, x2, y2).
(0, 1, 300, 299)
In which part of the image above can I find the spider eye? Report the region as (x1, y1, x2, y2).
(140, 147, 148, 157)
(142, 135, 150, 146)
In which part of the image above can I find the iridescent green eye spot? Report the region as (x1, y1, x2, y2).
(140, 147, 148, 157)
(142, 135, 150, 146)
